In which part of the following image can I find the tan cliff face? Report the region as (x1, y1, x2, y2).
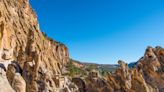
(0, 0, 76, 92)
(1, 0, 164, 92)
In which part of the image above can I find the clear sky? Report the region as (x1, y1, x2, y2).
(30, 0, 164, 64)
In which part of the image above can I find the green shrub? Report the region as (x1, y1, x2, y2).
(66, 61, 86, 77)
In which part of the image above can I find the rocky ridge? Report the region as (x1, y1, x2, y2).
(0, 0, 164, 92)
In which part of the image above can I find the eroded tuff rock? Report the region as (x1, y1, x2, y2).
(137, 46, 164, 92)
(107, 47, 164, 92)
(0, 63, 15, 92)
(0, 0, 76, 92)
(72, 47, 164, 92)
(1, 0, 164, 92)
(104, 60, 158, 92)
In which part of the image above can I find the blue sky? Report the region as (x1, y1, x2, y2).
(30, 0, 164, 64)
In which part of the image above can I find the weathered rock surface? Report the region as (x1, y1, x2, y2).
(72, 47, 164, 92)
(0, 0, 76, 92)
(137, 46, 164, 92)
(0, 64, 15, 92)
(1, 0, 164, 92)
(108, 47, 163, 92)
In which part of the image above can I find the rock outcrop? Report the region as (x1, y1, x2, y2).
(72, 47, 164, 92)
(1, 0, 164, 92)
(0, 63, 15, 92)
(0, 0, 76, 92)
(106, 47, 164, 92)
(104, 60, 158, 92)
(137, 46, 164, 92)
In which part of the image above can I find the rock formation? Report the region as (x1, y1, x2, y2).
(0, 0, 76, 92)
(71, 47, 164, 92)
(1, 0, 164, 92)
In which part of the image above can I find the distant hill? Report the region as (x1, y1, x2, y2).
(128, 62, 138, 68)
(70, 59, 118, 74)
(70, 59, 139, 74)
